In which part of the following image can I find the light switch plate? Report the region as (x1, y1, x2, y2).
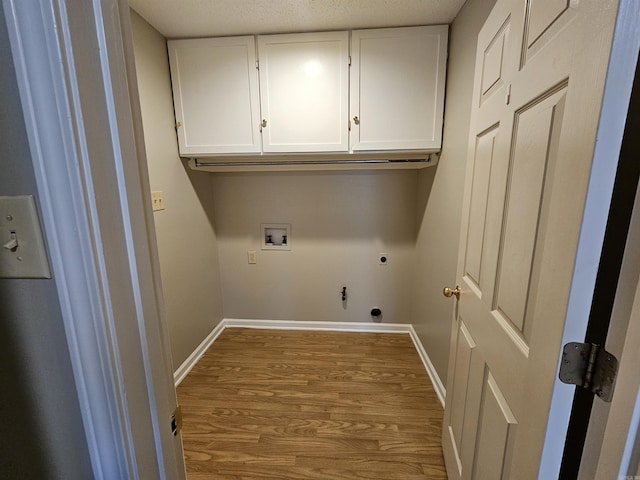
(0, 195, 51, 279)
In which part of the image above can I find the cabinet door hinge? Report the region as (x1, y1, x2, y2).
(348, 55, 352, 66)
(559, 342, 618, 402)
(171, 405, 183, 436)
(256, 60, 259, 70)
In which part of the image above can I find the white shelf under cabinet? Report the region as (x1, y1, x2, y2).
(350, 25, 448, 151)
(168, 36, 262, 155)
(257, 31, 350, 153)
(187, 151, 439, 172)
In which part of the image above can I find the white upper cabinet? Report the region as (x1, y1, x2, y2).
(167, 27, 449, 166)
(257, 31, 349, 153)
(168, 36, 262, 154)
(350, 26, 448, 151)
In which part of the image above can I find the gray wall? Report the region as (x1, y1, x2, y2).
(412, 0, 498, 381)
(0, 6, 92, 479)
(212, 171, 417, 323)
(131, 0, 496, 386)
(131, 11, 224, 369)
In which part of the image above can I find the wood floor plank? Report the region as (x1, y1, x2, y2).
(177, 328, 447, 479)
(187, 466, 431, 480)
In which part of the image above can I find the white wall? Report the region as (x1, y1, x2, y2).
(412, 0, 497, 382)
(131, 11, 224, 369)
(212, 171, 418, 323)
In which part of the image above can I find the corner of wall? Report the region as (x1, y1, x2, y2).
(130, 10, 225, 370)
(410, 0, 498, 382)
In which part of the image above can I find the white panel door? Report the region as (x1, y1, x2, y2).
(350, 26, 448, 151)
(168, 36, 262, 155)
(442, 0, 620, 478)
(257, 31, 349, 153)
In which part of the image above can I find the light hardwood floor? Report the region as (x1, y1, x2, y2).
(177, 328, 447, 479)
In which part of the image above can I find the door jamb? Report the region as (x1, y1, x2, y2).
(2, 0, 184, 478)
(560, 49, 640, 478)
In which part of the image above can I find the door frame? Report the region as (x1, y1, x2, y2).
(3, 0, 639, 478)
(2, 0, 185, 478)
(537, 1, 640, 477)
(561, 46, 640, 478)
(577, 53, 640, 477)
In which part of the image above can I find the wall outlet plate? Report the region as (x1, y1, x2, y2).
(151, 191, 165, 211)
(379, 253, 389, 265)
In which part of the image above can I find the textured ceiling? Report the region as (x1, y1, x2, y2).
(129, 0, 466, 39)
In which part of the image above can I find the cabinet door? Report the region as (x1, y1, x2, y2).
(257, 32, 349, 153)
(350, 26, 448, 151)
(168, 36, 262, 155)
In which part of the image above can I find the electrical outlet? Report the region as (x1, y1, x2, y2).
(151, 191, 165, 211)
(247, 250, 257, 264)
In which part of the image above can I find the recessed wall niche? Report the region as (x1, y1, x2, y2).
(261, 223, 291, 250)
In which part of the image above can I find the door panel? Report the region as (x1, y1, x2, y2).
(464, 126, 500, 293)
(168, 37, 262, 154)
(442, 0, 619, 478)
(349, 26, 448, 151)
(449, 321, 476, 455)
(526, 0, 570, 47)
(480, 19, 511, 105)
(495, 87, 567, 339)
(258, 31, 349, 152)
(446, 318, 485, 478)
(472, 371, 517, 480)
(521, 0, 576, 66)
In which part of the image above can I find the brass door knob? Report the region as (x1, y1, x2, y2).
(443, 285, 461, 300)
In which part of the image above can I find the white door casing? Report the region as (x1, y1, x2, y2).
(442, 0, 622, 478)
(3, 0, 186, 478)
(576, 5, 640, 473)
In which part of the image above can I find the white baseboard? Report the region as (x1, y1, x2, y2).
(223, 318, 416, 334)
(173, 320, 226, 386)
(407, 325, 446, 407)
(174, 318, 446, 406)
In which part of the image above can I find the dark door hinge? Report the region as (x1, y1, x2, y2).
(559, 342, 618, 402)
